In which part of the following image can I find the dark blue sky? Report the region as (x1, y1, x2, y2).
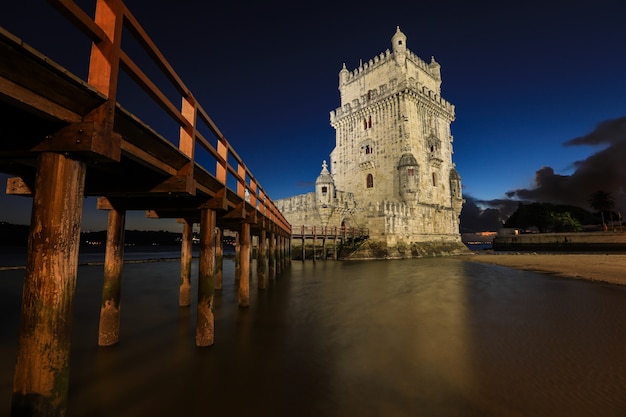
(2, 0, 626, 231)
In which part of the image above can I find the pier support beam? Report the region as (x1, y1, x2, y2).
(268, 231, 276, 280)
(234, 231, 240, 280)
(215, 227, 223, 290)
(98, 206, 126, 346)
(179, 219, 193, 307)
(278, 236, 284, 273)
(238, 223, 251, 307)
(312, 228, 317, 263)
(196, 209, 216, 347)
(11, 152, 86, 417)
(257, 229, 267, 289)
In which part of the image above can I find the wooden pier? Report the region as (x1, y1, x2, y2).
(291, 225, 369, 260)
(0, 1, 290, 415)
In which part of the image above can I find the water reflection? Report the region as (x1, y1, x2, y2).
(1, 257, 626, 416)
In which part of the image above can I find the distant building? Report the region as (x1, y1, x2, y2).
(276, 27, 467, 258)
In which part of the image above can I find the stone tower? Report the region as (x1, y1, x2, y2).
(277, 27, 467, 258)
(328, 26, 465, 257)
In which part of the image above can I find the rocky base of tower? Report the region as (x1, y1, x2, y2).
(340, 239, 471, 260)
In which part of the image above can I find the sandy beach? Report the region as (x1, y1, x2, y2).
(461, 253, 626, 286)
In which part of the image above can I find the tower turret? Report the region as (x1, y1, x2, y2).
(397, 153, 419, 202)
(339, 63, 349, 86)
(429, 56, 442, 93)
(315, 160, 335, 207)
(392, 26, 407, 67)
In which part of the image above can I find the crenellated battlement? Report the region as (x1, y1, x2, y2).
(342, 48, 433, 82)
(330, 79, 454, 124)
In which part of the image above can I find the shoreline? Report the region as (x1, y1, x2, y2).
(459, 252, 626, 286)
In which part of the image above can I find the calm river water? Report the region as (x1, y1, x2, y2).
(1, 254, 626, 416)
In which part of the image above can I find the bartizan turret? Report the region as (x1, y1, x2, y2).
(315, 160, 334, 207)
(392, 26, 407, 68)
(397, 153, 419, 203)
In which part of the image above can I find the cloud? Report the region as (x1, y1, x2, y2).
(460, 195, 510, 232)
(565, 115, 626, 147)
(505, 116, 626, 210)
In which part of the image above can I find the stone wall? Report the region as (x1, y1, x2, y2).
(493, 232, 626, 252)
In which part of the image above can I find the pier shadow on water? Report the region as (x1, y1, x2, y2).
(2, 257, 626, 416)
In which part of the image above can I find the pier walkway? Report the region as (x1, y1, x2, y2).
(1, 1, 290, 415)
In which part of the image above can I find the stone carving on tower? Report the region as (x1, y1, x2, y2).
(276, 27, 467, 258)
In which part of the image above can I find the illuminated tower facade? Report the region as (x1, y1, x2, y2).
(328, 26, 465, 256)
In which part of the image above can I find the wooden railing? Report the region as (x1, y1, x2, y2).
(48, 0, 290, 234)
(291, 225, 369, 240)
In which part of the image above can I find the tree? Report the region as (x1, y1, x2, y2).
(549, 212, 583, 232)
(588, 190, 615, 231)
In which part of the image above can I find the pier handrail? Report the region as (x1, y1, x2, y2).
(48, 0, 290, 235)
(291, 225, 369, 239)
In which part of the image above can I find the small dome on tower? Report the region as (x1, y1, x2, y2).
(397, 153, 418, 168)
(316, 160, 334, 185)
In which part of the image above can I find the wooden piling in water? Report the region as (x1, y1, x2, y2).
(196, 209, 216, 347)
(280, 235, 286, 272)
(215, 227, 223, 290)
(269, 231, 276, 280)
(234, 231, 240, 280)
(11, 152, 86, 417)
(98, 206, 126, 346)
(179, 219, 193, 307)
(312, 227, 317, 263)
(238, 223, 251, 307)
(301, 225, 306, 261)
(257, 229, 267, 289)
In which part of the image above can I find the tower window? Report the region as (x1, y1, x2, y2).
(432, 172, 437, 187)
(321, 186, 327, 195)
(407, 168, 414, 176)
(366, 174, 374, 188)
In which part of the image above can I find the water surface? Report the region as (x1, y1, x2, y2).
(1, 257, 625, 416)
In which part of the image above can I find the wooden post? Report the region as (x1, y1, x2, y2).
(301, 225, 306, 261)
(12, 152, 86, 417)
(288, 236, 292, 264)
(312, 226, 317, 263)
(257, 229, 267, 289)
(322, 226, 327, 260)
(196, 209, 216, 347)
(238, 223, 251, 307)
(268, 231, 276, 280)
(98, 206, 126, 346)
(278, 236, 284, 273)
(234, 231, 240, 280)
(333, 227, 338, 260)
(179, 219, 193, 307)
(215, 227, 223, 290)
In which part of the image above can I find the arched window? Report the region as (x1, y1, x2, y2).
(366, 174, 374, 188)
(432, 172, 437, 187)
